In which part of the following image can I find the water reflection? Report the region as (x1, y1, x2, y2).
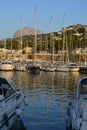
(0, 71, 86, 130)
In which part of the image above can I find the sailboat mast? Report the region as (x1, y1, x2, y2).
(20, 17, 22, 56)
(50, 16, 52, 63)
(85, 28, 87, 66)
(50, 16, 54, 63)
(66, 35, 70, 64)
(34, 5, 37, 58)
(62, 14, 66, 65)
(4, 39, 6, 59)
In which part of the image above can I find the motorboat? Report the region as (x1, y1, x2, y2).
(69, 63, 80, 72)
(27, 61, 40, 74)
(0, 77, 25, 130)
(66, 77, 87, 130)
(30, 65, 40, 74)
(14, 61, 27, 71)
(0, 60, 14, 71)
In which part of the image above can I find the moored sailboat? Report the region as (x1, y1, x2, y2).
(57, 15, 70, 72)
(43, 16, 56, 72)
(14, 18, 27, 72)
(30, 6, 40, 74)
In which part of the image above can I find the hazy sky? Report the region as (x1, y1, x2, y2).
(0, 0, 87, 39)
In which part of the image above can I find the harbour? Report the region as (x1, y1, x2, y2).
(0, 70, 86, 130)
(0, 0, 87, 129)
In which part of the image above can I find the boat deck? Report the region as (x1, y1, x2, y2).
(79, 96, 87, 130)
(81, 121, 87, 130)
(80, 107, 87, 130)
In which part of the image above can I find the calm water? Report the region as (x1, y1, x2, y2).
(0, 71, 86, 130)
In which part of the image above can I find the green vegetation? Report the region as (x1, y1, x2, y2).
(0, 24, 87, 62)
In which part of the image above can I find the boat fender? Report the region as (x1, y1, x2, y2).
(66, 115, 71, 128)
(1, 101, 5, 108)
(76, 117, 82, 130)
(3, 113, 9, 127)
(0, 95, 4, 101)
(24, 96, 28, 106)
(16, 108, 21, 116)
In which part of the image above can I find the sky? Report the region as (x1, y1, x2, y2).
(0, 0, 87, 39)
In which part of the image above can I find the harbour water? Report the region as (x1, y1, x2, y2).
(0, 71, 86, 130)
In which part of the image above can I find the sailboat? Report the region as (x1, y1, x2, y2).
(14, 17, 27, 71)
(44, 16, 56, 72)
(69, 31, 81, 72)
(57, 15, 70, 72)
(30, 5, 40, 74)
(79, 33, 87, 72)
(57, 15, 80, 72)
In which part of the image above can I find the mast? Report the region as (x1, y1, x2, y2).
(62, 14, 69, 65)
(50, 16, 52, 63)
(50, 16, 54, 63)
(62, 14, 66, 65)
(20, 17, 22, 58)
(66, 34, 70, 65)
(4, 39, 6, 59)
(85, 28, 87, 66)
(34, 5, 37, 61)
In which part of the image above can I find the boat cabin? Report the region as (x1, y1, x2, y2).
(69, 63, 77, 66)
(0, 77, 15, 98)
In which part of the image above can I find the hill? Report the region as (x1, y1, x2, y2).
(13, 27, 43, 38)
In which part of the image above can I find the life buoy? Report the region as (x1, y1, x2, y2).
(3, 113, 9, 127)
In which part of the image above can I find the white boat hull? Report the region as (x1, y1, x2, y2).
(0, 92, 24, 130)
(14, 65, 27, 71)
(66, 77, 87, 130)
(69, 67, 80, 72)
(0, 76, 25, 130)
(0, 64, 14, 71)
(0, 113, 17, 130)
(57, 67, 70, 72)
(44, 67, 55, 72)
